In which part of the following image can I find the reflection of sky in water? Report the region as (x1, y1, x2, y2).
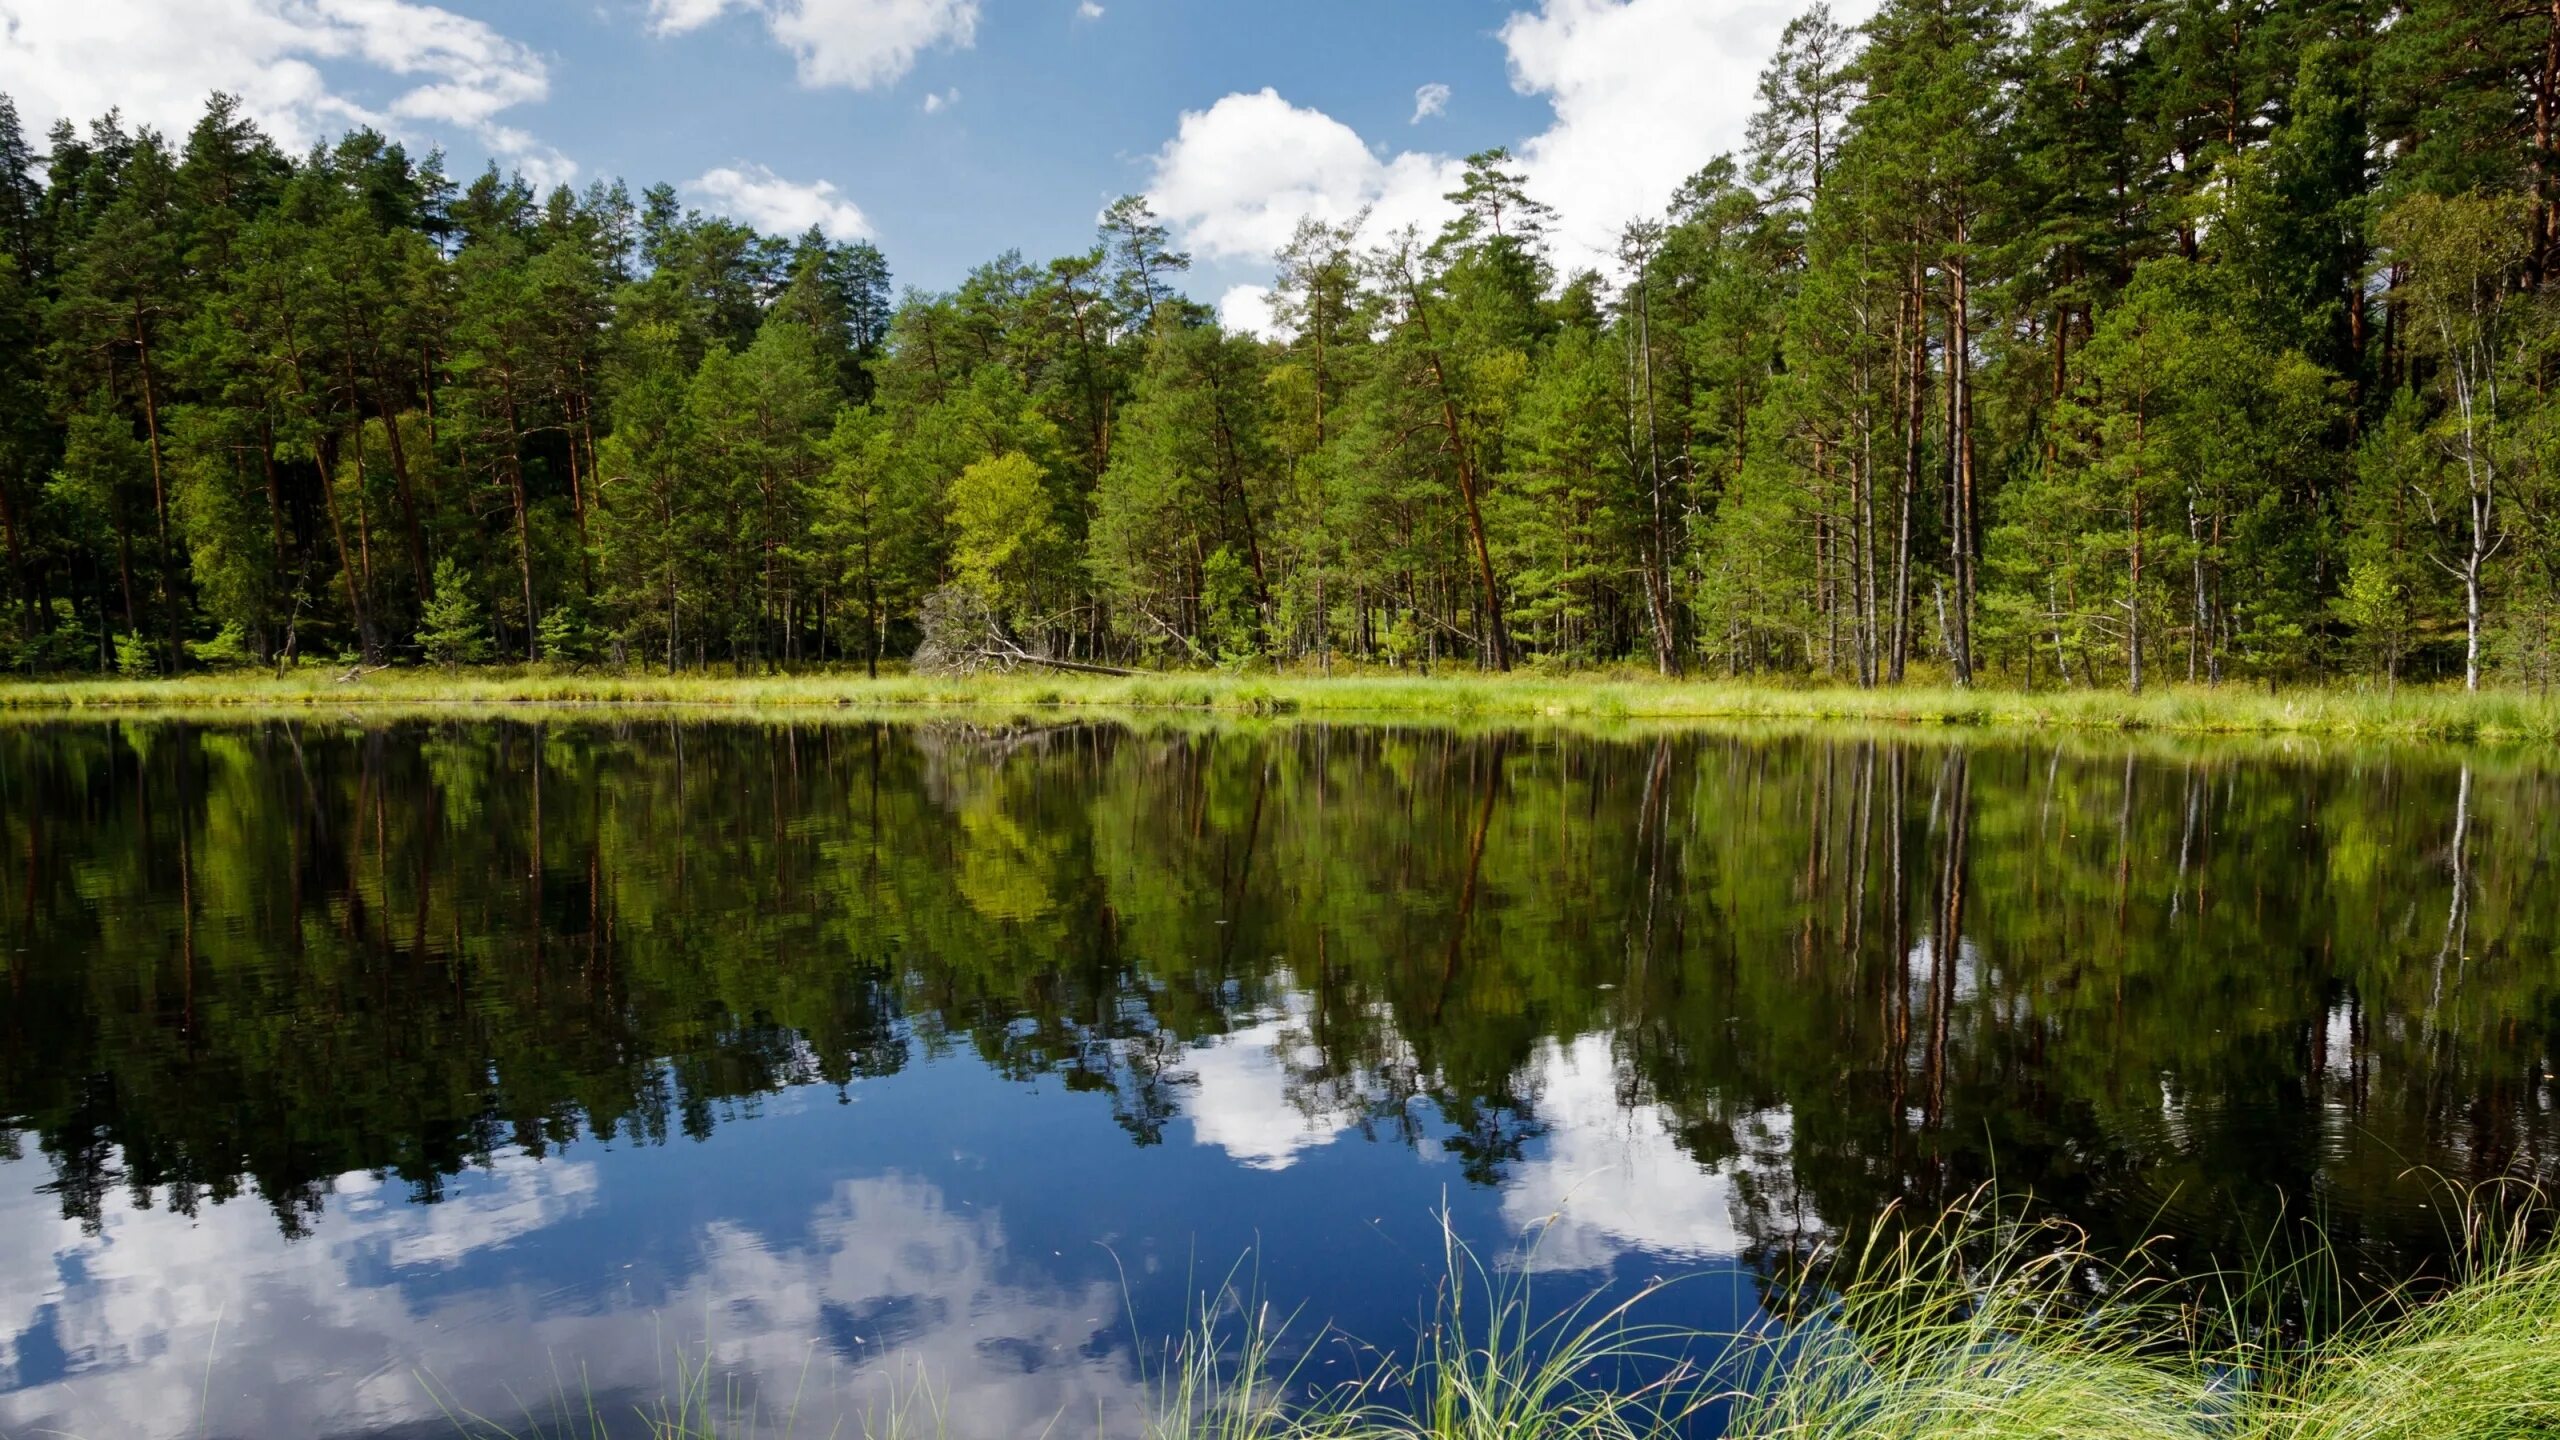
(0, 1026, 1772, 1440)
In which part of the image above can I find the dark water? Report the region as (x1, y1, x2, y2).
(1, 717, 2555, 1438)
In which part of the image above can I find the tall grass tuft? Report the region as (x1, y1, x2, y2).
(2274, 1212, 2560, 1440)
(1722, 1186, 2560, 1440)
(1719, 1199, 2229, 1440)
(1328, 1215, 1702, 1440)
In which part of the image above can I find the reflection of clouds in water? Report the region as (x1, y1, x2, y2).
(1181, 1020, 1798, 1275)
(0, 1152, 599, 1438)
(0, 1158, 1148, 1440)
(340, 1160, 602, 1270)
(1183, 1017, 1359, 1170)
(0, 1147, 596, 1434)
(680, 1175, 1140, 1437)
(0, 1027, 1792, 1438)
(0, 1191, 82, 1375)
(1500, 1037, 1790, 1274)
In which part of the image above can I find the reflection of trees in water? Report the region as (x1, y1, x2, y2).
(1, 720, 2557, 1287)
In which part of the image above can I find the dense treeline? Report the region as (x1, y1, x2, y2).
(2, 0, 2557, 688)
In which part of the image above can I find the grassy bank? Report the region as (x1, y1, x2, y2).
(437, 1201, 2560, 1440)
(5, 666, 2560, 740)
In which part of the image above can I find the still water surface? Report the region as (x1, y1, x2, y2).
(1, 717, 2554, 1437)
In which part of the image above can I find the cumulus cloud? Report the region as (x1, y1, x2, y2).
(1146, 0, 1876, 276)
(1410, 82, 1451, 123)
(1498, 0, 1859, 271)
(647, 0, 744, 31)
(1078, 0, 1105, 17)
(1218, 284, 1285, 342)
(688, 162, 875, 239)
(1145, 88, 1463, 263)
(648, 0, 978, 92)
(0, 0, 570, 184)
(922, 87, 960, 114)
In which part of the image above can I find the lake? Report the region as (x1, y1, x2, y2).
(0, 716, 2553, 1438)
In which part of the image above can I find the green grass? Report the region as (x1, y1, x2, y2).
(1718, 1192, 2560, 1440)
(5, 664, 2560, 741)
(420, 1196, 2560, 1440)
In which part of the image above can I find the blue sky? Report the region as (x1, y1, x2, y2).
(0, 0, 1845, 324)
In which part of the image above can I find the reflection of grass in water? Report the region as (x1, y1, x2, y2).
(8, 667, 2560, 741)
(418, 1192, 2560, 1440)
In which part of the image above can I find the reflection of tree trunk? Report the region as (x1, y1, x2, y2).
(1434, 737, 1506, 1021)
(2113, 753, 2136, 929)
(1846, 742, 1873, 961)
(1887, 747, 1909, 1147)
(1925, 751, 1969, 1135)
(8, 815, 31, 1006)
(1636, 737, 1674, 977)
(1802, 745, 1828, 974)
(2427, 764, 2473, 1045)
(178, 806, 195, 1045)
(13, 810, 38, 992)
(586, 839, 601, 977)
(2172, 761, 2208, 921)
(530, 724, 545, 975)
(1214, 757, 1268, 969)
(413, 764, 438, 967)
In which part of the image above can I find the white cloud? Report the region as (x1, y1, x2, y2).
(1077, 0, 1105, 17)
(1218, 284, 1285, 342)
(922, 86, 960, 114)
(649, 0, 978, 92)
(0, 0, 569, 184)
(647, 0, 747, 32)
(1410, 81, 1451, 124)
(1499, 0, 1858, 272)
(1144, 88, 1463, 263)
(1146, 0, 1876, 276)
(688, 162, 875, 239)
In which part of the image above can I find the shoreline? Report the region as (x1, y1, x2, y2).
(2, 669, 2558, 741)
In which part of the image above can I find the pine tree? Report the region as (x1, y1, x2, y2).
(416, 557, 490, 667)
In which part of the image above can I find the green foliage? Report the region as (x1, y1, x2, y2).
(112, 629, 152, 678)
(537, 593, 601, 666)
(947, 450, 1062, 619)
(186, 620, 254, 668)
(1199, 544, 1260, 665)
(417, 557, 491, 667)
